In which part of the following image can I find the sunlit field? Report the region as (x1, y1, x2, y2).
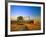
(11, 16, 41, 31)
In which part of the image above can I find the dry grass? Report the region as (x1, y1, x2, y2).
(11, 20, 41, 31)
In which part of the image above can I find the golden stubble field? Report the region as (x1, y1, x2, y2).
(11, 20, 41, 31)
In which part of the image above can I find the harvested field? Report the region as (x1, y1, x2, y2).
(11, 20, 41, 31)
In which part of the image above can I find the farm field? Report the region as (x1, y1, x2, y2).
(11, 20, 41, 31)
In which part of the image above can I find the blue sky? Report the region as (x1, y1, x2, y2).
(10, 5, 41, 17)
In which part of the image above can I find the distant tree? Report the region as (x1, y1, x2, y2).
(17, 16, 24, 25)
(17, 16, 23, 21)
